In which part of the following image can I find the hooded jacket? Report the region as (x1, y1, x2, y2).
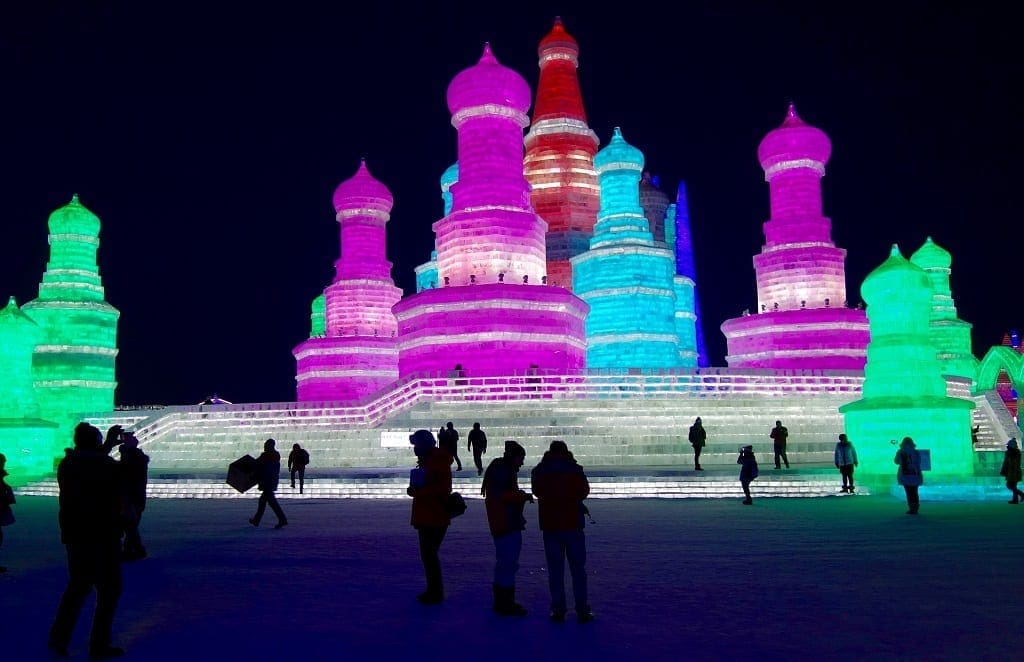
(482, 456, 530, 537)
(895, 439, 923, 486)
(56, 447, 123, 546)
(1000, 444, 1022, 483)
(531, 448, 590, 532)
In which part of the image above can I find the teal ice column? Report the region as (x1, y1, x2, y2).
(663, 205, 699, 367)
(909, 237, 979, 386)
(840, 245, 975, 478)
(22, 195, 119, 446)
(415, 163, 457, 293)
(572, 128, 690, 369)
(0, 297, 59, 483)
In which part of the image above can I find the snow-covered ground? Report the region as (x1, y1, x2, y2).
(2, 493, 1021, 660)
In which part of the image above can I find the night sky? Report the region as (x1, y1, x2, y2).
(1, 2, 1019, 406)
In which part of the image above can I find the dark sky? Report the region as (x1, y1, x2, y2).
(1, 2, 1019, 406)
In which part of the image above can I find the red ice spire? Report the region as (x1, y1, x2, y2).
(531, 16, 588, 123)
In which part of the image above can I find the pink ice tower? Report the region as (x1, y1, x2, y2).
(394, 44, 588, 378)
(293, 160, 402, 401)
(721, 103, 868, 368)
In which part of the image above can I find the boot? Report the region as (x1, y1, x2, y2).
(576, 606, 595, 623)
(492, 584, 527, 617)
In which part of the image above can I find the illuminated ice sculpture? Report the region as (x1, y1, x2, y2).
(22, 195, 119, 444)
(414, 162, 455, 293)
(668, 182, 708, 366)
(394, 44, 588, 378)
(0, 297, 59, 483)
(840, 245, 975, 477)
(524, 17, 600, 291)
(293, 161, 402, 401)
(721, 103, 868, 368)
(572, 128, 695, 369)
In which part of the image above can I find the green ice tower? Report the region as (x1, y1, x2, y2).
(0, 297, 59, 484)
(22, 195, 119, 452)
(909, 237, 979, 387)
(840, 245, 974, 480)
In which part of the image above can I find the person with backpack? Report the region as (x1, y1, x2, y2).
(288, 443, 311, 494)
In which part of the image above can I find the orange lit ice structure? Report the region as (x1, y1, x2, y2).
(524, 17, 600, 291)
(721, 104, 868, 368)
(395, 44, 588, 378)
(293, 161, 402, 401)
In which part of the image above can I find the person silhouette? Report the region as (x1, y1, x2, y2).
(482, 440, 533, 617)
(770, 420, 790, 469)
(0, 452, 14, 573)
(48, 422, 127, 659)
(438, 422, 463, 471)
(407, 429, 453, 605)
(288, 443, 311, 494)
(688, 417, 707, 471)
(738, 445, 759, 505)
(118, 433, 150, 561)
(999, 438, 1024, 504)
(834, 433, 859, 493)
(249, 439, 287, 529)
(895, 437, 923, 514)
(468, 422, 488, 476)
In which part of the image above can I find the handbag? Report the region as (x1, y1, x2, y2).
(445, 492, 467, 518)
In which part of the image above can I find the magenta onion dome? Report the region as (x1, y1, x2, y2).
(910, 236, 952, 270)
(332, 160, 393, 214)
(757, 102, 832, 174)
(446, 43, 531, 116)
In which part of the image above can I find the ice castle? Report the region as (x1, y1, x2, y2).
(3, 19, 1022, 497)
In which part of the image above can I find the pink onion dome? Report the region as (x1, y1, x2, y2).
(538, 16, 579, 58)
(332, 159, 393, 214)
(757, 102, 832, 178)
(910, 236, 952, 270)
(446, 43, 532, 116)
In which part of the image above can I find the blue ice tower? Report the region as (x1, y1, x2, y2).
(572, 128, 689, 369)
(670, 181, 707, 366)
(415, 162, 458, 292)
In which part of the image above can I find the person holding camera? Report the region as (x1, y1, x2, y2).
(482, 440, 533, 617)
(737, 445, 759, 505)
(118, 432, 150, 561)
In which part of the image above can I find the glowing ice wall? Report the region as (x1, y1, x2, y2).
(664, 205, 698, 366)
(0, 297, 59, 482)
(639, 172, 669, 245)
(909, 237, 978, 384)
(721, 104, 868, 368)
(414, 163, 454, 293)
(840, 245, 974, 477)
(671, 182, 709, 366)
(293, 161, 401, 401)
(572, 128, 691, 369)
(396, 44, 588, 378)
(524, 17, 600, 291)
(22, 195, 119, 440)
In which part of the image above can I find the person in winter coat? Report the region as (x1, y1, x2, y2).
(999, 437, 1024, 504)
(0, 452, 14, 573)
(249, 438, 287, 529)
(118, 433, 150, 561)
(834, 433, 859, 493)
(48, 422, 127, 659)
(688, 417, 707, 470)
(737, 445, 759, 505)
(408, 429, 453, 605)
(481, 440, 533, 617)
(530, 440, 594, 624)
(895, 437, 923, 514)
(468, 422, 488, 476)
(288, 443, 311, 493)
(438, 422, 463, 472)
(770, 420, 790, 469)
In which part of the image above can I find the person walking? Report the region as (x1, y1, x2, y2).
(737, 445, 759, 505)
(438, 421, 463, 472)
(531, 440, 594, 624)
(688, 417, 706, 471)
(834, 433, 859, 493)
(999, 437, 1024, 504)
(482, 440, 533, 617)
(117, 433, 149, 561)
(468, 422, 488, 476)
(288, 443, 311, 494)
(0, 452, 14, 573)
(48, 422, 127, 659)
(249, 438, 287, 529)
(407, 429, 453, 605)
(770, 420, 790, 469)
(895, 437, 923, 515)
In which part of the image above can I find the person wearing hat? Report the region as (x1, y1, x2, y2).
(407, 429, 453, 605)
(249, 438, 287, 529)
(48, 422, 127, 659)
(118, 432, 150, 561)
(481, 440, 533, 616)
(737, 445, 759, 505)
(531, 440, 594, 623)
(999, 438, 1024, 504)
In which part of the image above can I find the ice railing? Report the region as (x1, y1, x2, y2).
(92, 369, 867, 445)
